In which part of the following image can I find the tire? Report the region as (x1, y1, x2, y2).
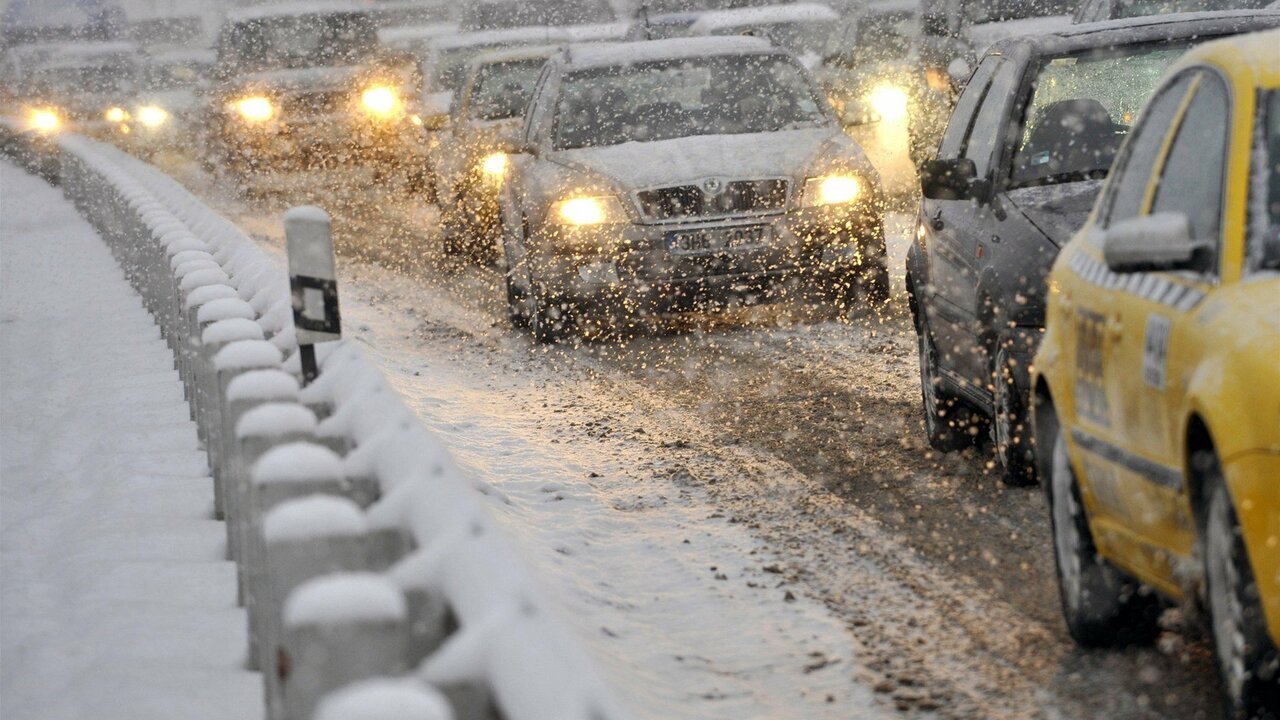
(1205, 477, 1280, 719)
(916, 318, 983, 452)
(529, 282, 574, 344)
(1049, 427, 1161, 647)
(992, 343, 1036, 485)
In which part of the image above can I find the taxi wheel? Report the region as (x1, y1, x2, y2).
(500, 242, 529, 329)
(917, 321, 983, 452)
(1049, 428, 1161, 647)
(530, 282, 574, 344)
(1205, 479, 1280, 719)
(992, 345, 1036, 486)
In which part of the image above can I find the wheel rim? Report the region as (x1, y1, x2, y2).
(994, 349, 1014, 467)
(919, 330, 942, 431)
(1051, 430, 1085, 614)
(1207, 488, 1249, 707)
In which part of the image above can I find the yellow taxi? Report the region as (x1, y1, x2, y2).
(1031, 29, 1280, 717)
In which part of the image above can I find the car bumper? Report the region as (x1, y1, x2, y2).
(1224, 449, 1280, 646)
(532, 209, 885, 313)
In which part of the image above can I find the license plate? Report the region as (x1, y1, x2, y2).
(666, 225, 769, 255)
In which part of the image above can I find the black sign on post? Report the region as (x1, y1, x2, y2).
(284, 206, 341, 385)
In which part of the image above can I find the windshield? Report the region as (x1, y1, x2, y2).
(433, 46, 492, 92)
(1009, 43, 1187, 188)
(1112, 0, 1271, 17)
(554, 53, 828, 150)
(141, 62, 204, 91)
(709, 21, 834, 56)
(462, 0, 614, 30)
(471, 58, 546, 120)
(33, 64, 132, 95)
(220, 13, 377, 73)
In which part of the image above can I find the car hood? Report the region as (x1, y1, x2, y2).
(1006, 179, 1104, 248)
(240, 65, 367, 94)
(550, 127, 843, 190)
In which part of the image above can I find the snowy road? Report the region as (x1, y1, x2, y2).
(157, 158, 1225, 719)
(0, 161, 262, 720)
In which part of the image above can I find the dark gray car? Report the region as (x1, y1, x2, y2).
(906, 10, 1280, 483)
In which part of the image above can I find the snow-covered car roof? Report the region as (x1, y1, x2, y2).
(561, 35, 776, 70)
(996, 8, 1280, 55)
(688, 3, 840, 34)
(429, 26, 567, 51)
(378, 22, 460, 48)
(561, 21, 630, 42)
(225, 1, 368, 24)
(470, 44, 564, 67)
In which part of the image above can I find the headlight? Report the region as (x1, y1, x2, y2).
(234, 96, 274, 123)
(136, 105, 169, 128)
(481, 152, 508, 179)
(29, 108, 60, 133)
(105, 106, 127, 123)
(802, 175, 862, 207)
(551, 196, 627, 226)
(361, 85, 401, 118)
(867, 84, 909, 124)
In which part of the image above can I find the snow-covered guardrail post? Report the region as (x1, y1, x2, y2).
(284, 206, 340, 386)
(313, 678, 455, 720)
(280, 573, 409, 720)
(218, 369, 301, 518)
(259, 497, 374, 718)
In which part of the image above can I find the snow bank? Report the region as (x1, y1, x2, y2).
(253, 442, 344, 486)
(283, 572, 406, 627)
(235, 402, 317, 440)
(313, 679, 454, 720)
(263, 494, 366, 544)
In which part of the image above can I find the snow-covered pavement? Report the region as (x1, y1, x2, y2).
(0, 161, 262, 720)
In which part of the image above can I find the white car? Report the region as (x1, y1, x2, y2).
(497, 37, 889, 342)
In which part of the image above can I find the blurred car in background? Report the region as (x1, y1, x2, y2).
(1033, 29, 1280, 720)
(625, 10, 707, 39)
(906, 10, 1279, 483)
(688, 3, 840, 67)
(378, 22, 462, 59)
(23, 41, 140, 138)
(496, 37, 888, 342)
(118, 48, 214, 157)
(460, 0, 616, 31)
(206, 2, 422, 187)
(1073, 0, 1275, 22)
(434, 44, 561, 260)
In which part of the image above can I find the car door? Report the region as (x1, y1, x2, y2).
(920, 56, 996, 385)
(1065, 72, 1198, 562)
(930, 55, 1021, 391)
(1101, 70, 1229, 558)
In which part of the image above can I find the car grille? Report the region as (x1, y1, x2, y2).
(283, 90, 349, 117)
(636, 179, 789, 221)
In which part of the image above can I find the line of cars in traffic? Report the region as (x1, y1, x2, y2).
(6, 1, 1279, 715)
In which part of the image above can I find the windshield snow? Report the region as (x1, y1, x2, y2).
(471, 58, 546, 121)
(1010, 43, 1187, 188)
(554, 54, 828, 149)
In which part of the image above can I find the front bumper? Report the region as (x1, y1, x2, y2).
(531, 208, 886, 313)
(1224, 449, 1280, 646)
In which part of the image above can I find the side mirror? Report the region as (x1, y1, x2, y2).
(920, 157, 989, 202)
(1102, 212, 1213, 273)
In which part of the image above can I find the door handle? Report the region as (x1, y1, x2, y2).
(1106, 315, 1124, 340)
(931, 209, 944, 231)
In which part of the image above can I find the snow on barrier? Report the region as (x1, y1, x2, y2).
(24, 133, 629, 720)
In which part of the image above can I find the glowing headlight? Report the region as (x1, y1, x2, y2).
(234, 96, 274, 123)
(137, 105, 169, 128)
(867, 85, 909, 124)
(30, 108, 60, 133)
(802, 175, 862, 207)
(481, 152, 508, 178)
(551, 196, 626, 226)
(361, 85, 401, 118)
(105, 106, 127, 123)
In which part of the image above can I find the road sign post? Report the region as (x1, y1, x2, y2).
(284, 207, 341, 385)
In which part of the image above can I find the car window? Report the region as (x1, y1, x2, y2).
(1150, 73, 1229, 251)
(1009, 43, 1187, 189)
(1103, 74, 1195, 227)
(964, 57, 1018, 180)
(470, 58, 546, 121)
(1246, 90, 1280, 274)
(936, 57, 998, 161)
